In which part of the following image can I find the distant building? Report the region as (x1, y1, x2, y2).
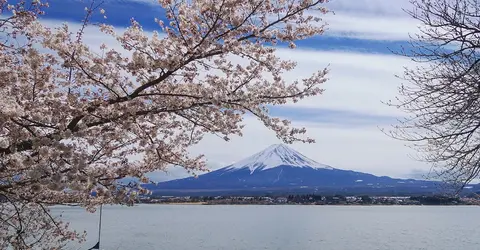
(346, 196, 357, 202)
(276, 197, 288, 203)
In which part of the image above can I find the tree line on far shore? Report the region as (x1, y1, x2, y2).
(142, 194, 470, 205)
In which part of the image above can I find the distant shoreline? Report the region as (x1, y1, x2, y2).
(143, 202, 479, 206)
(140, 194, 480, 206)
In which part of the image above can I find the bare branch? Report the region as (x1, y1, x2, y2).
(390, 0, 480, 188)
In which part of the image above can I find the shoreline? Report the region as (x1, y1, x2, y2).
(141, 202, 479, 206)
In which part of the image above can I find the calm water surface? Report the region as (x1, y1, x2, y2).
(51, 205, 480, 250)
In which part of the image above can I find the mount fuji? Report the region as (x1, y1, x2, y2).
(148, 144, 450, 195)
(224, 144, 334, 173)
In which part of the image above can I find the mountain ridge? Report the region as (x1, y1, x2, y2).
(146, 144, 467, 196)
(223, 144, 334, 173)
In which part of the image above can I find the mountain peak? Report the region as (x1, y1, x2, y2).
(225, 143, 333, 173)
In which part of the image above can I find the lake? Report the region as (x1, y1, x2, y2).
(51, 205, 480, 250)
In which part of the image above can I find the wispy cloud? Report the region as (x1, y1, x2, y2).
(273, 48, 413, 117)
(324, 13, 419, 41)
(269, 106, 399, 128)
(326, 0, 411, 16)
(322, 0, 420, 41)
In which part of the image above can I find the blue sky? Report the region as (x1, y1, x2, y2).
(31, 0, 433, 180)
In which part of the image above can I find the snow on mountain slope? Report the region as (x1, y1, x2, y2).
(224, 144, 334, 173)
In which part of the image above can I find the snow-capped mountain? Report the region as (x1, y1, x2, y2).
(224, 144, 333, 173)
(148, 144, 442, 195)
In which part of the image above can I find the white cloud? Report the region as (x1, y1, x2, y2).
(326, 0, 411, 17)
(275, 48, 413, 117)
(321, 0, 420, 41)
(324, 13, 420, 41)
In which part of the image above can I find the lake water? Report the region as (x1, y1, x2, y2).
(51, 205, 480, 250)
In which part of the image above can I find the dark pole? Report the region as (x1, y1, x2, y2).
(87, 204, 103, 250)
(98, 204, 103, 248)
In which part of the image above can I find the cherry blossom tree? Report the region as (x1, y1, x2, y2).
(0, 0, 329, 248)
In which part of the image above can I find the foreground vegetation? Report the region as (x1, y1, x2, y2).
(0, 0, 328, 248)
